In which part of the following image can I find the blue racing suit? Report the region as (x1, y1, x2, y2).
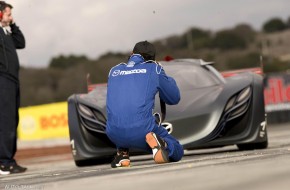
(106, 54, 184, 161)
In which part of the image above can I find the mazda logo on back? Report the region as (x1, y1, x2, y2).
(112, 70, 120, 76)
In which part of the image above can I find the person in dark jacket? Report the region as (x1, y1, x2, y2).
(106, 41, 184, 168)
(0, 1, 27, 175)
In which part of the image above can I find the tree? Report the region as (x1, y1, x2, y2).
(19, 68, 63, 106)
(287, 16, 290, 28)
(262, 17, 287, 33)
(225, 52, 261, 70)
(185, 27, 212, 50)
(49, 55, 89, 69)
(166, 34, 187, 49)
(263, 58, 290, 73)
(233, 24, 256, 42)
(210, 30, 247, 50)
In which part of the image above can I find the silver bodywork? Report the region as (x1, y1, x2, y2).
(68, 59, 268, 166)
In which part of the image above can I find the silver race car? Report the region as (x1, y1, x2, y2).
(68, 59, 268, 166)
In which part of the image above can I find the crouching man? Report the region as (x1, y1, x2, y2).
(106, 41, 184, 168)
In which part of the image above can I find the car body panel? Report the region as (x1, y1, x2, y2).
(68, 59, 268, 165)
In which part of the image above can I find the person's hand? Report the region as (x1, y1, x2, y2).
(10, 17, 14, 25)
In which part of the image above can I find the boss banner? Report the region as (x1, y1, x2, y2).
(18, 102, 69, 140)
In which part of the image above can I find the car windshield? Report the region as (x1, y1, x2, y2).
(162, 61, 220, 89)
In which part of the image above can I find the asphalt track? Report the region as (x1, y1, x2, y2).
(1, 123, 290, 190)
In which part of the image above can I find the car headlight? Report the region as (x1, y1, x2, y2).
(237, 86, 251, 103)
(78, 104, 93, 118)
(224, 86, 252, 120)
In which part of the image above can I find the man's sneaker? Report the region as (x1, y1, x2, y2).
(111, 149, 130, 168)
(8, 163, 27, 174)
(0, 164, 10, 175)
(146, 132, 169, 164)
(0, 163, 27, 175)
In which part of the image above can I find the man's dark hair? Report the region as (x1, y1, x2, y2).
(0, 1, 13, 12)
(133, 41, 156, 60)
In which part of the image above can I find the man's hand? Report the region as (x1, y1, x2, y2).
(10, 17, 14, 25)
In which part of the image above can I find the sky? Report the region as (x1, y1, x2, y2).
(6, 0, 290, 68)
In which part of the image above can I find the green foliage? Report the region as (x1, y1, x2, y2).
(166, 34, 187, 49)
(287, 16, 290, 28)
(19, 68, 63, 106)
(225, 53, 290, 73)
(211, 30, 247, 50)
(232, 24, 256, 42)
(262, 18, 287, 33)
(185, 27, 212, 49)
(225, 52, 261, 69)
(263, 57, 290, 73)
(49, 54, 89, 69)
(189, 27, 210, 39)
(99, 52, 127, 60)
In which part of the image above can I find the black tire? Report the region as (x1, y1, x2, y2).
(237, 139, 268, 150)
(75, 160, 88, 167)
